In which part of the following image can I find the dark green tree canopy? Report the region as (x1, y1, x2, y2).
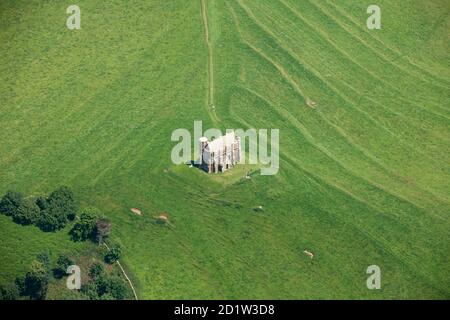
(89, 262, 105, 280)
(37, 211, 61, 232)
(106, 277, 128, 300)
(37, 186, 77, 232)
(105, 246, 122, 264)
(85, 262, 128, 300)
(13, 199, 41, 225)
(22, 260, 50, 300)
(0, 284, 19, 300)
(47, 186, 77, 220)
(0, 191, 24, 216)
(69, 210, 98, 241)
(35, 196, 48, 211)
(1, 186, 78, 232)
(53, 254, 74, 279)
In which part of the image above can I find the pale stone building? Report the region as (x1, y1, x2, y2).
(199, 132, 241, 173)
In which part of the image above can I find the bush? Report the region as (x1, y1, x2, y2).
(89, 262, 105, 280)
(94, 274, 110, 296)
(37, 209, 63, 232)
(23, 260, 50, 300)
(81, 262, 131, 300)
(36, 186, 77, 232)
(104, 246, 122, 264)
(54, 255, 73, 279)
(37, 251, 51, 275)
(91, 273, 127, 300)
(12, 199, 41, 225)
(70, 210, 98, 241)
(0, 191, 24, 216)
(43, 203, 69, 229)
(47, 186, 77, 220)
(14, 276, 26, 296)
(35, 196, 48, 211)
(0, 187, 78, 232)
(107, 277, 128, 300)
(81, 282, 99, 300)
(99, 293, 115, 300)
(0, 284, 19, 300)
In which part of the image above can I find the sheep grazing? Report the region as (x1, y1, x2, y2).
(253, 205, 264, 212)
(130, 208, 142, 216)
(156, 212, 169, 224)
(303, 250, 314, 259)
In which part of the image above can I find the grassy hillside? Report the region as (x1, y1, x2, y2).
(0, 0, 449, 299)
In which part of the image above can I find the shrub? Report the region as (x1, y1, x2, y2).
(36, 251, 51, 275)
(38, 191, 79, 231)
(37, 209, 63, 232)
(69, 210, 98, 241)
(91, 274, 127, 300)
(0, 191, 24, 216)
(1, 187, 77, 232)
(81, 282, 99, 300)
(107, 277, 128, 300)
(0, 284, 19, 300)
(82, 262, 131, 300)
(104, 246, 122, 264)
(14, 276, 26, 296)
(12, 199, 41, 225)
(23, 260, 50, 300)
(47, 186, 77, 220)
(89, 262, 105, 280)
(99, 293, 115, 300)
(94, 274, 111, 296)
(35, 196, 48, 211)
(54, 255, 74, 279)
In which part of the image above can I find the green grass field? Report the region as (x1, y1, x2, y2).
(1, 0, 449, 299)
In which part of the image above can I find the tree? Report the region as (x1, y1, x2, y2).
(95, 275, 110, 296)
(107, 277, 128, 300)
(37, 189, 78, 231)
(104, 246, 122, 264)
(91, 274, 126, 299)
(37, 210, 61, 232)
(0, 284, 19, 300)
(47, 186, 77, 220)
(99, 293, 115, 300)
(89, 262, 105, 280)
(35, 196, 48, 211)
(82, 262, 130, 300)
(23, 260, 49, 299)
(0, 191, 24, 216)
(37, 251, 51, 276)
(35, 188, 74, 232)
(95, 219, 112, 244)
(69, 211, 97, 241)
(81, 282, 99, 300)
(54, 255, 73, 279)
(12, 199, 41, 225)
(14, 276, 26, 296)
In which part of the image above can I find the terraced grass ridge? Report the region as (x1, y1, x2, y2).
(0, 0, 449, 299)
